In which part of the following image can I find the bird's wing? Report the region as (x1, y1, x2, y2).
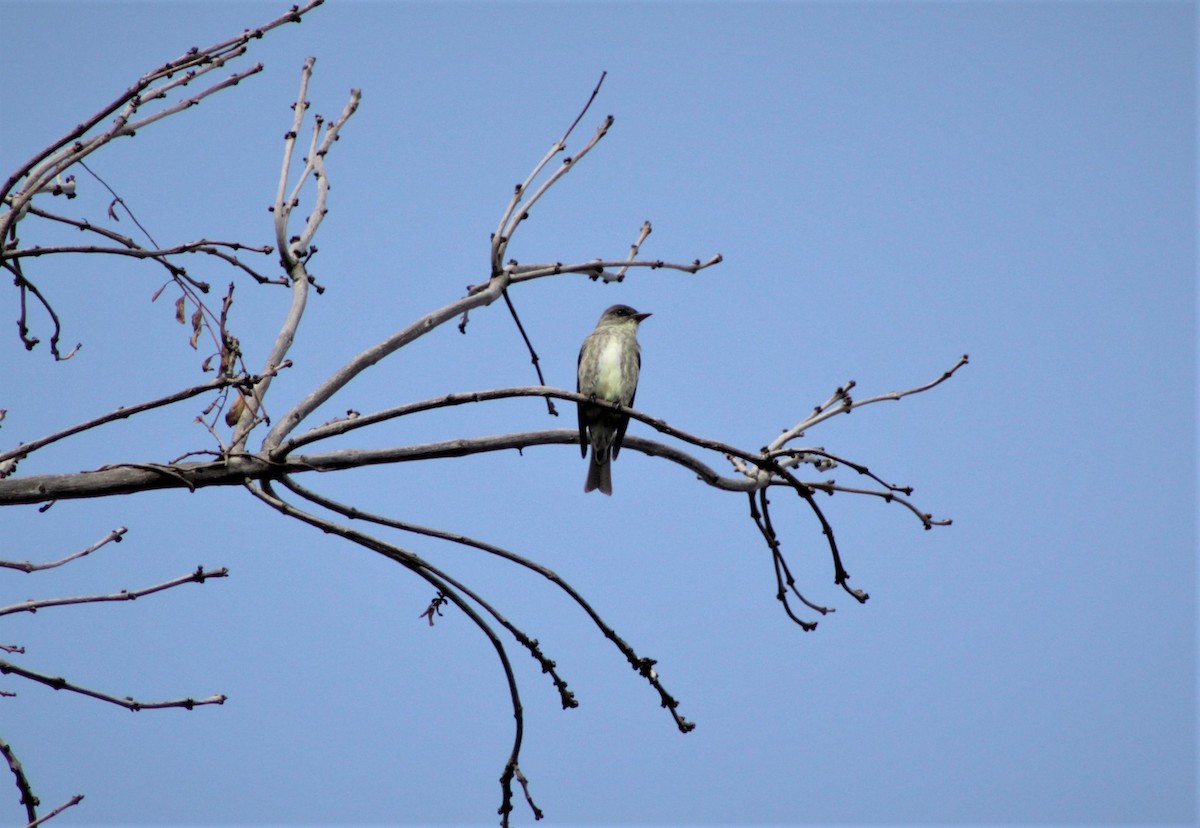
(576, 342, 589, 457)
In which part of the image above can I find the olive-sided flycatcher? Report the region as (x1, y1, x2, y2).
(577, 304, 651, 495)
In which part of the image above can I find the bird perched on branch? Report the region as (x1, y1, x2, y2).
(577, 304, 651, 495)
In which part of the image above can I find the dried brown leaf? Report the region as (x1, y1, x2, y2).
(189, 308, 203, 349)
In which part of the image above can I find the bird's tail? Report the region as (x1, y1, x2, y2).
(584, 450, 613, 496)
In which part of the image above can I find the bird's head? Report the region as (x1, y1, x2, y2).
(598, 304, 652, 327)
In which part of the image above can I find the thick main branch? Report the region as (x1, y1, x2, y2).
(0, 430, 610, 505)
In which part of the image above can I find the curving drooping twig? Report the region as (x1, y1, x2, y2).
(244, 480, 543, 827)
(278, 475, 695, 732)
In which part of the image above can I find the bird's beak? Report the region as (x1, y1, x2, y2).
(634, 311, 652, 322)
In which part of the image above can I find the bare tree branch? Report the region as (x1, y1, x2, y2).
(613, 220, 653, 282)
(259, 253, 723, 454)
(279, 476, 578, 710)
(278, 475, 695, 732)
(261, 79, 717, 454)
(0, 379, 235, 474)
(0, 657, 226, 711)
(0, 1, 326, 368)
(234, 60, 361, 452)
(770, 353, 970, 450)
(3, 257, 79, 360)
(483, 71, 614, 418)
(282, 385, 764, 465)
(777, 464, 867, 603)
(15, 205, 280, 284)
(0, 5, 965, 821)
(24, 794, 84, 828)
(0, 527, 127, 573)
(500, 253, 723, 285)
(497, 116, 614, 266)
(497, 289, 559, 417)
(490, 70, 608, 275)
(0, 0, 325, 224)
(748, 490, 827, 631)
(0, 735, 39, 826)
(0, 565, 228, 618)
(0, 365, 963, 516)
(244, 480, 540, 827)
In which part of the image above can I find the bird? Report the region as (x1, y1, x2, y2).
(577, 303, 651, 495)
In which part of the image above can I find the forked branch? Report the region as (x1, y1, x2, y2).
(234, 59, 361, 452)
(0, 0, 326, 227)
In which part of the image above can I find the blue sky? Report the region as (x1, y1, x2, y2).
(0, 1, 1195, 826)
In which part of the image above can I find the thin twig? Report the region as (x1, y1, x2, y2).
(0, 377, 237, 469)
(771, 354, 970, 449)
(612, 220, 652, 282)
(776, 466, 867, 603)
(78, 160, 160, 248)
(500, 289, 558, 416)
(4, 259, 79, 360)
(495, 253, 723, 288)
(241, 67, 360, 452)
(0, 527, 127, 573)
(0, 0, 324, 223)
(490, 71, 607, 275)
(483, 73, 611, 420)
(500, 116, 613, 250)
(0, 735, 39, 825)
(25, 794, 84, 828)
(245, 480, 538, 826)
(262, 245, 719, 452)
(279, 475, 576, 709)
(802, 480, 950, 528)
(280, 475, 695, 730)
(0, 659, 226, 711)
(0, 566, 228, 618)
(20, 206, 279, 283)
(748, 491, 822, 630)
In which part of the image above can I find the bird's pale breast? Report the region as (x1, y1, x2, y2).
(594, 336, 628, 401)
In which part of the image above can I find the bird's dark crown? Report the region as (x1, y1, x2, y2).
(600, 304, 650, 321)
